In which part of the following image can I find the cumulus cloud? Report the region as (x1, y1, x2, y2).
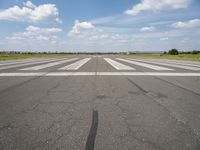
(171, 19, 200, 29)
(6, 25, 62, 42)
(68, 20, 133, 44)
(125, 0, 191, 15)
(69, 20, 95, 35)
(23, 1, 36, 8)
(68, 20, 107, 40)
(0, 1, 61, 23)
(140, 26, 155, 32)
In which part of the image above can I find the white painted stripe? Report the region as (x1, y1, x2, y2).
(0, 72, 200, 76)
(128, 58, 200, 71)
(117, 58, 173, 71)
(20, 58, 78, 70)
(58, 58, 91, 70)
(151, 59, 200, 65)
(148, 59, 200, 68)
(104, 58, 135, 70)
(0, 58, 68, 70)
(0, 59, 36, 66)
(48, 72, 96, 76)
(0, 73, 45, 76)
(0, 58, 59, 66)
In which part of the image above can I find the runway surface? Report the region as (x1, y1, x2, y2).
(0, 55, 200, 150)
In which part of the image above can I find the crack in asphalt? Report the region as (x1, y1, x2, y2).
(125, 77, 200, 148)
(113, 97, 166, 150)
(154, 76, 200, 97)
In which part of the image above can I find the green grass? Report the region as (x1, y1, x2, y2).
(1, 53, 200, 61)
(0, 53, 72, 60)
(126, 54, 200, 61)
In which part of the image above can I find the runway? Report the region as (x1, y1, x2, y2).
(0, 55, 200, 150)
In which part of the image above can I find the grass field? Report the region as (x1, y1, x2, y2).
(1, 53, 200, 61)
(0, 53, 72, 60)
(127, 54, 200, 61)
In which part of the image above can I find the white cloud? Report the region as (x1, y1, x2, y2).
(69, 20, 95, 35)
(68, 20, 135, 44)
(68, 20, 107, 40)
(0, 1, 61, 23)
(140, 26, 155, 32)
(23, 1, 36, 8)
(6, 25, 62, 41)
(160, 37, 169, 41)
(125, 0, 191, 15)
(171, 19, 200, 29)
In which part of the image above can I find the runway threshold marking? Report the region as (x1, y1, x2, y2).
(58, 58, 91, 70)
(1, 72, 200, 76)
(145, 59, 200, 68)
(20, 58, 78, 70)
(0, 58, 68, 70)
(128, 58, 200, 71)
(104, 58, 135, 70)
(85, 110, 98, 150)
(117, 58, 173, 71)
(0, 58, 44, 66)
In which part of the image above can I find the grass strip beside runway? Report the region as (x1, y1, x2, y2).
(125, 54, 200, 61)
(0, 54, 72, 60)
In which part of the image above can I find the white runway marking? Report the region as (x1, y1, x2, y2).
(20, 58, 78, 70)
(117, 58, 173, 71)
(0, 58, 59, 66)
(0, 58, 67, 70)
(148, 59, 200, 68)
(128, 58, 200, 71)
(104, 58, 135, 70)
(58, 58, 91, 70)
(0, 59, 36, 66)
(151, 59, 200, 66)
(0, 72, 200, 76)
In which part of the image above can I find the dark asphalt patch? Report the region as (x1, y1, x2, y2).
(85, 110, 99, 150)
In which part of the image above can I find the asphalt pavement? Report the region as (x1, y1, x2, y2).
(0, 55, 200, 150)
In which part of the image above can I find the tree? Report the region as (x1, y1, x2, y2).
(163, 51, 167, 54)
(192, 50, 200, 54)
(168, 49, 179, 55)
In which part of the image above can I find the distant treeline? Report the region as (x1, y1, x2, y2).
(163, 49, 200, 55)
(0, 51, 128, 55)
(0, 49, 200, 55)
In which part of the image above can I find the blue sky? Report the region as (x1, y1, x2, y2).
(0, 0, 200, 52)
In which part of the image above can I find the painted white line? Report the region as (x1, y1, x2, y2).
(97, 72, 200, 76)
(104, 58, 135, 70)
(0, 58, 68, 70)
(0, 59, 35, 66)
(20, 58, 78, 70)
(128, 58, 200, 71)
(151, 59, 200, 66)
(0, 72, 200, 76)
(148, 59, 200, 68)
(0, 58, 59, 66)
(47, 72, 96, 76)
(117, 58, 173, 71)
(58, 58, 91, 70)
(0, 73, 45, 76)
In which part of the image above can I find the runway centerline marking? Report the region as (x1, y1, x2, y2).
(20, 58, 78, 70)
(58, 58, 91, 70)
(104, 58, 135, 70)
(1, 72, 200, 76)
(117, 58, 173, 71)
